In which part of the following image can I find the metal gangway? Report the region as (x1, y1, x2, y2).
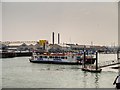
(98, 50, 120, 68)
(98, 60, 120, 68)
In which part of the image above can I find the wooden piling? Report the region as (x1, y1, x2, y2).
(117, 50, 120, 75)
(83, 50, 86, 68)
(117, 50, 119, 60)
(96, 51, 98, 70)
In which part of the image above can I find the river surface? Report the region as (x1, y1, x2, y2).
(1, 54, 119, 88)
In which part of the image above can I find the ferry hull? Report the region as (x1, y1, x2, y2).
(29, 59, 95, 65)
(29, 59, 82, 65)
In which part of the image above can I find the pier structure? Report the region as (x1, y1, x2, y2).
(98, 60, 120, 68)
(98, 49, 120, 69)
(81, 51, 102, 73)
(81, 50, 120, 73)
(117, 49, 120, 60)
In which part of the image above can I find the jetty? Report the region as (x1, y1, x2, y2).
(81, 51, 102, 73)
(98, 60, 120, 68)
(81, 50, 120, 73)
(98, 50, 120, 68)
(0, 50, 32, 58)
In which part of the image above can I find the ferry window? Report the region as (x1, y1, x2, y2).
(65, 57, 67, 59)
(58, 57, 60, 58)
(39, 56, 42, 58)
(44, 56, 47, 58)
(49, 56, 52, 58)
(61, 57, 64, 59)
(55, 56, 58, 58)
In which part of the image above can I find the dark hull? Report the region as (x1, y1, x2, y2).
(82, 68, 102, 73)
(0, 52, 15, 58)
(15, 52, 32, 57)
(111, 66, 120, 69)
(29, 59, 96, 65)
(29, 59, 82, 65)
(0, 52, 32, 58)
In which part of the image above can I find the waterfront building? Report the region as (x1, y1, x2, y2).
(48, 44, 62, 53)
(59, 44, 71, 52)
(17, 43, 29, 51)
(0, 43, 8, 50)
(34, 42, 43, 50)
(28, 44, 34, 51)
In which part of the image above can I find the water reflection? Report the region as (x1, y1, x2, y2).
(83, 71, 100, 88)
(83, 72, 87, 88)
(2, 56, 118, 88)
(94, 73, 99, 88)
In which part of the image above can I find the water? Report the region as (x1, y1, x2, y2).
(1, 54, 119, 88)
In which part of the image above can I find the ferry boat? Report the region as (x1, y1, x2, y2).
(29, 52, 96, 65)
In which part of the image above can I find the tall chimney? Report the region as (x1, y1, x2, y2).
(52, 32, 54, 44)
(58, 33, 60, 44)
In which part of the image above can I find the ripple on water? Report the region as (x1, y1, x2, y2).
(2, 56, 118, 88)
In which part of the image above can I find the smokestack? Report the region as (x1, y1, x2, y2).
(58, 33, 60, 44)
(52, 32, 54, 44)
(43, 42, 45, 50)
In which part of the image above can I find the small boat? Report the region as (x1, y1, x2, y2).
(29, 52, 96, 65)
(81, 67, 102, 73)
(111, 66, 120, 69)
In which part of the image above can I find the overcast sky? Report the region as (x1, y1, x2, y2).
(2, 2, 118, 46)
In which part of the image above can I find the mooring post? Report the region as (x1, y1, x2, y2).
(96, 51, 98, 70)
(117, 50, 119, 60)
(83, 50, 86, 68)
(117, 49, 120, 75)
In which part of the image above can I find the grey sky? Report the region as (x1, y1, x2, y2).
(1, 0, 119, 2)
(2, 2, 118, 46)
(0, 3, 2, 43)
